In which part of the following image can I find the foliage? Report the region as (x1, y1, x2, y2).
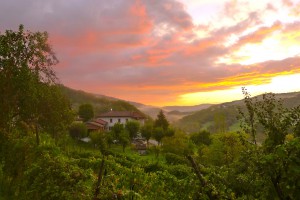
(238, 87, 258, 144)
(125, 120, 140, 139)
(89, 130, 107, 154)
(0, 25, 73, 145)
(178, 104, 238, 133)
(39, 85, 74, 143)
(190, 130, 212, 146)
(111, 123, 124, 140)
(165, 127, 175, 137)
(106, 131, 115, 148)
(140, 122, 152, 143)
(254, 93, 292, 148)
(165, 153, 187, 165)
(200, 132, 247, 166)
(154, 110, 169, 130)
(119, 130, 130, 152)
(78, 103, 94, 122)
(23, 150, 94, 200)
(162, 130, 193, 156)
(60, 86, 144, 116)
(152, 127, 164, 144)
(239, 90, 300, 148)
(69, 122, 87, 139)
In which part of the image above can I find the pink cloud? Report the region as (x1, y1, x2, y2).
(1, 0, 300, 105)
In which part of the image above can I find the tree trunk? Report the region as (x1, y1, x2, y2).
(186, 155, 215, 200)
(271, 176, 287, 200)
(186, 155, 206, 187)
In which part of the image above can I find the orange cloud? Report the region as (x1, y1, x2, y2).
(233, 21, 282, 49)
(2, 0, 300, 106)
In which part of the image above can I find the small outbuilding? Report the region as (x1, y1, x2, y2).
(85, 119, 108, 133)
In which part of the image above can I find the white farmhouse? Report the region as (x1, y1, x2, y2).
(97, 111, 145, 130)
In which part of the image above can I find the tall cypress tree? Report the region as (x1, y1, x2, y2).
(154, 110, 169, 130)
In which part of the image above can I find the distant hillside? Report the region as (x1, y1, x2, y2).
(60, 86, 145, 117)
(177, 91, 300, 134)
(129, 102, 161, 120)
(163, 104, 213, 112)
(129, 102, 214, 123)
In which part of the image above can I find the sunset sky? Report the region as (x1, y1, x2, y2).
(1, 0, 300, 106)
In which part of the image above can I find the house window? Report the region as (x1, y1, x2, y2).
(126, 118, 128, 122)
(110, 119, 112, 123)
(118, 119, 121, 123)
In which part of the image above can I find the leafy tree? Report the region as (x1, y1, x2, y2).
(89, 131, 107, 154)
(78, 103, 94, 122)
(190, 130, 212, 146)
(119, 130, 130, 152)
(238, 87, 258, 145)
(239, 90, 299, 149)
(154, 110, 169, 130)
(201, 132, 247, 166)
(254, 93, 291, 148)
(125, 120, 140, 139)
(0, 25, 74, 145)
(69, 122, 87, 139)
(111, 123, 124, 140)
(106, 131, 114, 148)
(237, 89, 300, 199)
(162, 130, 193, 156)
(140, 122, 153, 144)
(0, 25, 57, 138)
(152, 127, 164, 145)
(39, 85, 74, 143)
(165, 127, 175, 137)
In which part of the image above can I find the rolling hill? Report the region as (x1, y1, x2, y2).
(162, 104, 213, 112)
(60, 85, 300, 133)
(59, 86, 146, 117)
(129, 102, 213, 123)
(60, 86, 214, 122)
(177, 91, 300, 134)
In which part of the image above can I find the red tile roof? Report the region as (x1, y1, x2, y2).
(98, 111, 145, 119)
(85, 119, 107, 130)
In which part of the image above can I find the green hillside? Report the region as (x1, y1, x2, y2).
(177, 91, 300, 134)
(59, 86, 144, 116)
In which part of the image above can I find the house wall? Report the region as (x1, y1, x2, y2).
(97, 117, 144, 130)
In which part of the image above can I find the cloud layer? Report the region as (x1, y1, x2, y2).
(1, 0, 300, 105)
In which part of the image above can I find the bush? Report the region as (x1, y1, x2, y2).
(23, 151, 94, 200)
(167, 164, 192, 179)
(165, 153, 187, 165)
(69, 122, 87, 139)
(143, 162, 164, 173)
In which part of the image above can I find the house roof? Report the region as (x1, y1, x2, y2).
(98, 111, 145, 119)
(85, 119, 107, 130)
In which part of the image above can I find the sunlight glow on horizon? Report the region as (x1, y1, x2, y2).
(175, 73, 300, 106)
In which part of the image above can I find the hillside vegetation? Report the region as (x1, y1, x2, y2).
(130, 102, 213, 123)
(178, 92, 300, 134)
(60, 86, 144, 116)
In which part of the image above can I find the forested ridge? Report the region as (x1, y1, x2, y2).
(60, 86, 144, 116)
(1, 26, 300, 200)
(178, 91, 300, 134)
